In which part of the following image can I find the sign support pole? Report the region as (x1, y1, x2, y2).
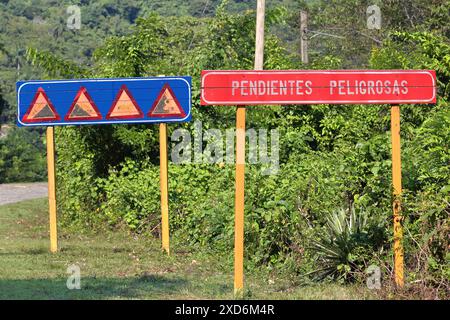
(390, 105, 404, 287)
(300, 11, 308, 64)
(234, 0, 265, 298)
(46, 126, 57, 253)
(234, 106, 246, 297)
(160, 123, 170, 255)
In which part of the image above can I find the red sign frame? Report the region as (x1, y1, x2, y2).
(148, 83, 187, 118)
(22, 87, 61, 123)
(106, 84, 144, 120)
(200, 70, 436, 105)
(64, 87, 102, 121)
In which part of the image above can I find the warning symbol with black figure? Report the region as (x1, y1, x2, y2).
(65, 87, 102, 121)
(22, 87, 61, 123)
(148, 83, 187, 118)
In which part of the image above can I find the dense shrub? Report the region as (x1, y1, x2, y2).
(0, 127, 46, 183)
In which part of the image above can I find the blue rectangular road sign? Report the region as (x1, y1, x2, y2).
(17, 77, 191, 126)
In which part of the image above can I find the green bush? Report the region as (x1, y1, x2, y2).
(0, 127, 46, 183)
(55, 127, 103, 229)
(310, 206, 386, 282)
(98, 160, 161, 231)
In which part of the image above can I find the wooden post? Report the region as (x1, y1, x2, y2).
(300, 11, 308, 64)
(160, 123, 170, 255)
(390, 105, 404, 287)
(46, 127, 57, 253)
(254, 0, 266, 71)
(234, 0, 265, 298)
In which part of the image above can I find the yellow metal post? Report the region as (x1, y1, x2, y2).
(233, 0, 265, 298)
(390, 105, 404, 287)
(159, 123, 170, 255)
(234, 106, 246, 297)
(46, 127, 57, 253)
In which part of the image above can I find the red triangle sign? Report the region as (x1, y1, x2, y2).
(148, 84, 186, 118)
(65, 87, 102, 121)
(106, 85, 143, 119)
(22, 88, 60, 123)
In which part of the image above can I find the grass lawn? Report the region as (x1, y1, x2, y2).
(0, 198, 376, 300)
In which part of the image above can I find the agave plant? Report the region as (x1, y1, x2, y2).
(311, 206, 372, 281)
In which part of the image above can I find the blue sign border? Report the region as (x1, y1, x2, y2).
(17, 77, 192, 127)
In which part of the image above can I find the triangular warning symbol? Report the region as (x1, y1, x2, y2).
(22, 88, 60, 123)
(65, 87, 102, 121)
(106, 85, 143, 119)
(148, 84, 186, 118)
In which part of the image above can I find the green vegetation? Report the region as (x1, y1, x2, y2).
(0, 0, 448, 299)
(0, 198, 377, 300)
(0, 127, 46, 183)
(311, 206, 385, 282)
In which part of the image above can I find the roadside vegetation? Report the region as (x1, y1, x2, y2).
(0, 198, 378, 300)
(0, 0, 448, 299)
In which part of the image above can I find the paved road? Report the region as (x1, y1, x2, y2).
(0, 182, 48, 205)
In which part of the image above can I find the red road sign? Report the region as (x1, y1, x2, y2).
(200, 70, 436, 105)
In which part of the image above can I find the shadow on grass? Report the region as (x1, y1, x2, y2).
(0, 247, 50, 256)
(0, 275, 192, 300)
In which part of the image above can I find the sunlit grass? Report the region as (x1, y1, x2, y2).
(0, 198, 375, 300)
